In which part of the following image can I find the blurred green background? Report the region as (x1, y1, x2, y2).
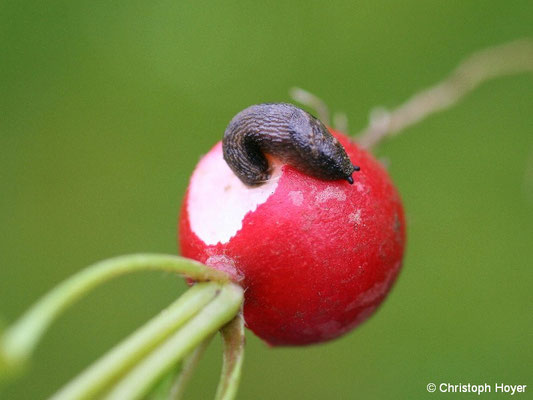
(1, 1, 532, 399)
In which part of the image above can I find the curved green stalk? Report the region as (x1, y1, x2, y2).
(102, 283, 243, 400)
(145, 366, 180, 400)
(0, 254, 228, 378)
(215, 314, 245, 400)
(50, 283, 222, 400)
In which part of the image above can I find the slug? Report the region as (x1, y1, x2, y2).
(222, 103, 359, 186)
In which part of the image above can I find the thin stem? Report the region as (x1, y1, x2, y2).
(214, 314, 245, 400)
(49, 283, 222, 400)
(169, 337, 212, 400)
(102, 283, 243, 400)
(0, 254, 228, 376)
(333, 112, 349, 134)
(356, 38, 533, 150)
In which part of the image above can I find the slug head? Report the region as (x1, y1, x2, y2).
(290, 110, 359, 184)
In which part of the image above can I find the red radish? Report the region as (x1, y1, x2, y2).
(179, 129, 405, 346)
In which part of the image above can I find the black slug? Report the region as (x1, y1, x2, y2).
(222, 103, 359, 186)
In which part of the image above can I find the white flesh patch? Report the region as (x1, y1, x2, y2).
(188, 144, 281, 245)
(315, 186, 346, 203)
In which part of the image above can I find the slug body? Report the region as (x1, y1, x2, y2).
(222, 103, 359, 186)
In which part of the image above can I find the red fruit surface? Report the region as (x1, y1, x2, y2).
(179, 130, 405, 346)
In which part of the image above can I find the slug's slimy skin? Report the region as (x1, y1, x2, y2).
(222, 103, 359, 186)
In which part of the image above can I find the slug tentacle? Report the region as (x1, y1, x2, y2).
(222, 103, 359, 186)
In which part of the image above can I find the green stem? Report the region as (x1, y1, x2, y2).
(145, 365, 181, 400)
(50, 282, 222, 400)
(102, 283, 243, 400)
(0, 254, 228, 377)
(169, 337, 213, 400)
(215, 314, 245, 400)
